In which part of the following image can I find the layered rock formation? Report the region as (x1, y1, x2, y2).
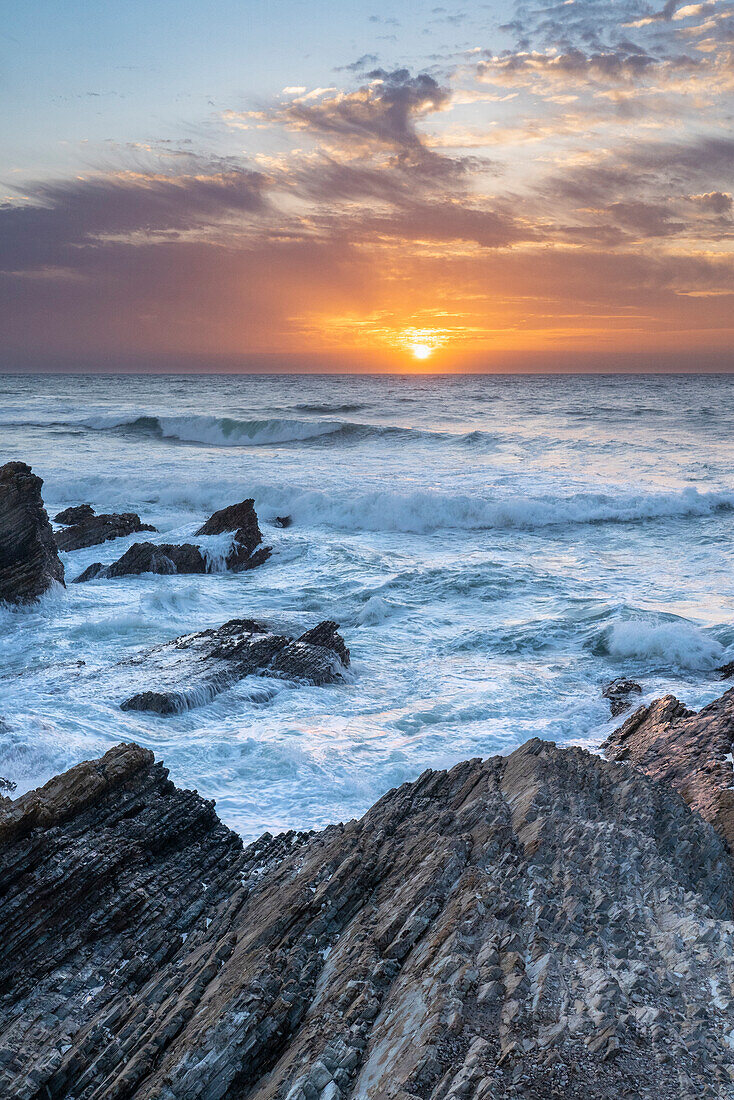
(0, 461, 65, 604)
(1, 737, 733, 1099)
(119, 618, 351, 713)
(603, 688, 734, 850)
(54, 504, 156, 552)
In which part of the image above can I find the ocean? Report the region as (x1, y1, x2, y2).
(1, 371, 732, 837)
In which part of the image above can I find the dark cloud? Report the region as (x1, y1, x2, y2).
(0, 162, 268, 273)
(689, 191, 733, 215)
(280, 69, 452, 164)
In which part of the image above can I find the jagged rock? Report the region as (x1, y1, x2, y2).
(54, 504, 156, 552)
(602, 677, 642, 717)
(0, 777, 16, 794)
(55, 504, 95, 525)
(718, 661, 734, 680)
(603, 688, 734, 850)
(1, 738, 732, 1099)
(74, 534, 270, 583)
(196, 498, 263, 554)
(120, 618, 350, 713)
(0, 461, 65, 604)
(274, 514, 293, 528)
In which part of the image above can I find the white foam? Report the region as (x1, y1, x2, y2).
(605, 620, 724, 670)
(357, 596, 395, 625)
(244, 484, 734, 535)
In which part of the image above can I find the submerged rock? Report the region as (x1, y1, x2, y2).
(0, 777, 16, 794)
(0, 461, 65, 604)
(602, 677, 642, 716)
(120, 618, 350, 713)
(74, 529, 271, 583)
(718, 660, 734, 680)
(54, 504, 156, 552)
(1, 737, 732, 1099)
(274, 514, 293, 528)
(603, 688, 734, 850)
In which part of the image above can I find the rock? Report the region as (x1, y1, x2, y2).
(0, 461, 65, 604)
(55, 504, 95, 525)
(119, 618, 350, 712)
(274, 514, 293, 528)
(196, 498, 263, 554)
(603, 688, 734, 850)
(0, 777, 16, 794)
(602, 677, 642, 717)
(74, 533, 271, 583)
(54, 504, 156, 552)
(1, 738, 732, 1099)
(718, 661, 734, 680)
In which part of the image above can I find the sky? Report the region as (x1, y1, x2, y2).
(1, 0, 733, 372)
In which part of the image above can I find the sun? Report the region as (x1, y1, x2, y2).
(411, 343, 433, 360)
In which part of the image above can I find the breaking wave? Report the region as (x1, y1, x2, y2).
(599, 620, 725, 670)
(81, 414, 348, 447)
(68, 413, 491, 448)
(245, 484, 734, 534)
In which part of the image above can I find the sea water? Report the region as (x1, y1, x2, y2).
(1, 372, 732, 837)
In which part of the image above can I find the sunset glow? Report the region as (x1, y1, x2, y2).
(1, 1, 733, 372)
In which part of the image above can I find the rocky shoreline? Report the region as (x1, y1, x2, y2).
(2, 690, 734, 1098)
(3, 459, 734, 1096)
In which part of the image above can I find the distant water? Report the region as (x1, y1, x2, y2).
(1, 372, 733, 837)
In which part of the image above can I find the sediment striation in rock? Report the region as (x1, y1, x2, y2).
(54, 504, 156, 552)
(2, 737, 733, 1099)
(120, 618, 351, 712)
(603, 687, 734, 850)
(0, 461, 65, 604)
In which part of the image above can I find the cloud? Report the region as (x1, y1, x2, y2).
(688, 190, 733, 213)
(0, 162, 268, 273)
(277, 69, 452, 163)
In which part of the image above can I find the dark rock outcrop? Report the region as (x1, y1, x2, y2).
(74, 531, 271, 583)
(602, 677, 642, 717)
(54, 504, 156, 552)
(0, 777, 16, 794)
(274, 514, 293, 528)
(1, 738, 733, 1099)
(718, 660, 734, 680)
(603, 688, 734, 850)
(0, 461, 65, 604)
(55, 504, 95, 525)
(120, 618, 350, 712)
(196, 498, 263, 551)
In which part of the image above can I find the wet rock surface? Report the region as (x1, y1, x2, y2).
(602, 677, 642, 717)
(196, 498, 263, 554)
(0, 461, 65, 604)
(2, 741, 734, 1099)
(603, 688, 734, 851)
(54, 504, 156, 552)
(119, 618, 351, 713)
(74, 529, 271, 583)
